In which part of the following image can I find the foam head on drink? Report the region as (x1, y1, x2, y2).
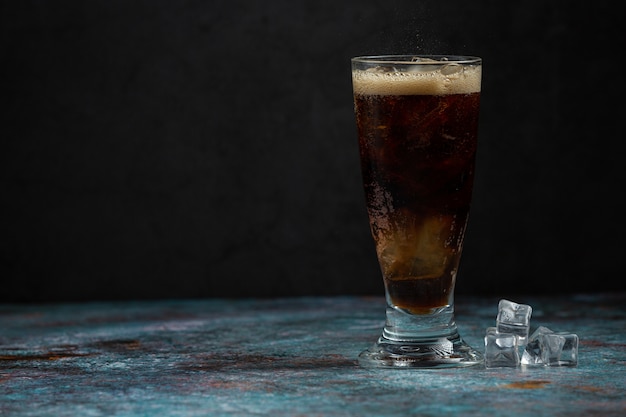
(352, 62, 481, 96)
(353, 61, 481, 314)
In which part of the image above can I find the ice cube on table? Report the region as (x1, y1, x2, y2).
(484, 327, 520, 368)
(521, 326, 579, 367)
(521, 326, 554, 366)
(540, 332, 579, 367)
(496, 299, 532, 344)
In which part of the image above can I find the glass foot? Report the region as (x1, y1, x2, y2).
(358, 333, 483, 368)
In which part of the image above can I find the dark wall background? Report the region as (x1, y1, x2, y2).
(2, 0, 624, 303)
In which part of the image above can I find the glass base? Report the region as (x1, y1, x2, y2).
(358, 332, 483, 368)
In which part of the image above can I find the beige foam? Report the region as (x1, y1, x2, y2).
(352, 65, 481, 96)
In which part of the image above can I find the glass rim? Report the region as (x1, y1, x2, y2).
(351, 55, 481, 65)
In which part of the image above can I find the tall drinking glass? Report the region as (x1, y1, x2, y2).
(352, 55, 483, 368)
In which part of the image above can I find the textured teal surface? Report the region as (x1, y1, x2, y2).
(1, 294, 624, 416)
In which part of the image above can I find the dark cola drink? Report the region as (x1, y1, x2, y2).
(353, 60, 481, 315)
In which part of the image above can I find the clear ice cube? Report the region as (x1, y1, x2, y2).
(496, 299, 532, 344)
(521, 326, 579, 367)
(540, 333, 579, 367)
(521, 326, 554, 366)
(484, 327, 520, 368)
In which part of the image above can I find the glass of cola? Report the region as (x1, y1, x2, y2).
(352, 55, 483, 368)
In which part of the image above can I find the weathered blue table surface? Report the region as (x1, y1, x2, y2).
(1, 294, 624, 416)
